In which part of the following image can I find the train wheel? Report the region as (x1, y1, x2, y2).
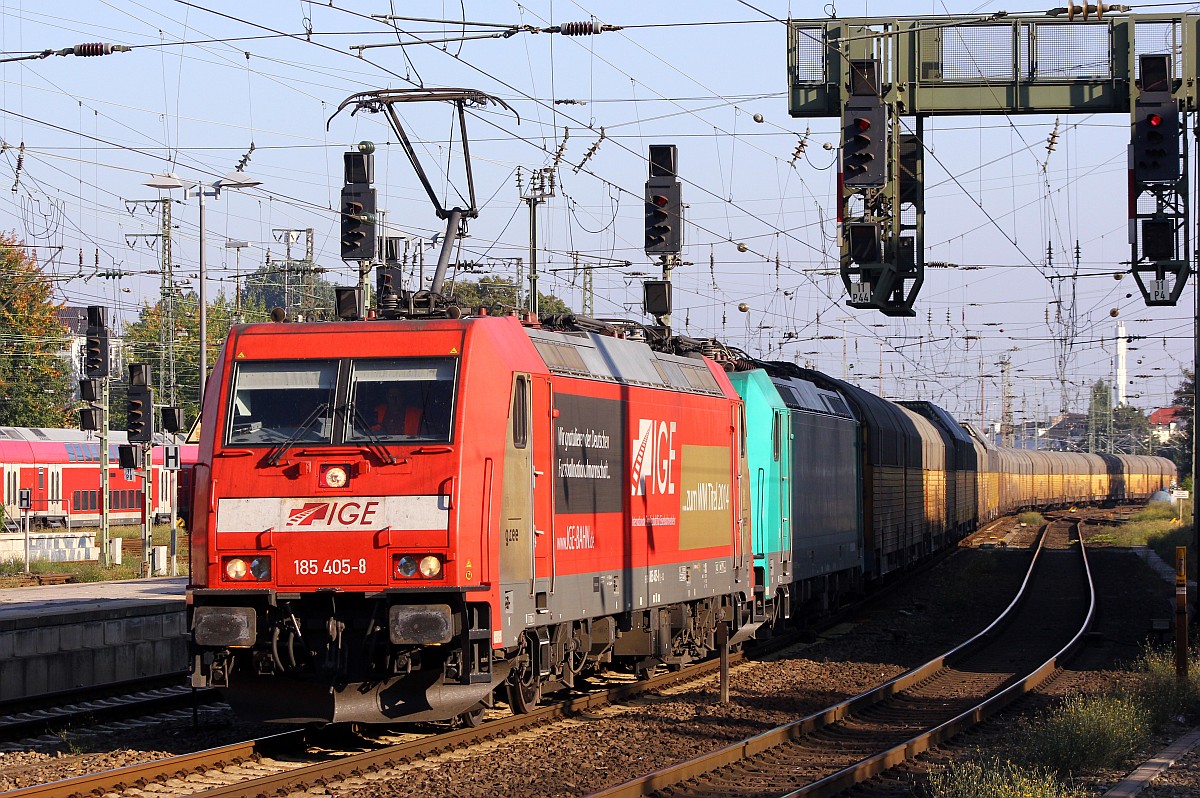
(456, 705, 486, 728)
(506, 636, 542, 713)
(506, 674, 541, 713)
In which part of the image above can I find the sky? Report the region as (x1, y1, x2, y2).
(0, 0, 1197, 430)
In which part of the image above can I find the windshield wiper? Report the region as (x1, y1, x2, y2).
(264, 402, 330, 466)
(346, 402, 398, 465)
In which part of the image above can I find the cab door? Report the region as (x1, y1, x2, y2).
(498, 375, 538, 645)
(529, 375, 556, 607)
(733, 403, 752, 586)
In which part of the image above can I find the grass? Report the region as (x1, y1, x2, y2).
(0, 523, 189, 581)
(1017, 693, 1152, 774)
(927, 646, 1200, 796)
(1019, 511, 1046, 527)
(926, 758, 1086, 798)
(1085, 502, 1195, 577)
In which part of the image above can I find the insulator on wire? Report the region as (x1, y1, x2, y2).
(550, 21, 621, 36)
(559, 21, 601, 36)
(74, 43, 112, 56)
(64, 43, 130, 57)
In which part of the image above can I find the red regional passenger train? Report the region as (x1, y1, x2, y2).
(0, 427, 198, 531)
(186, 312, 1173, 726)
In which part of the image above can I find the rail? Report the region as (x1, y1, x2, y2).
(588, 516, 1093, 797)
(2, 651, 745, 798)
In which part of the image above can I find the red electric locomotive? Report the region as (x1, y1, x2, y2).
(188, 314, 758, 723)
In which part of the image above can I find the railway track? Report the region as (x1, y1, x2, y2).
(0, 644, 765, 798)
(589, 516, 1093, 798)
(0, 679, 221, 749)
(0, 512, 1106, 797)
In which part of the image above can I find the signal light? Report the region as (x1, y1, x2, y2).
(644, 180, 682, 254)
(1131, 54, 1179, 185)
(84, 305, 109, 378)
(848, 222, 882, 264)
(1142, 218, 1175, 261)
(79, 407, 100, 431)
(161, 406, 184, 434)
(842, 102, 886, 187)
(340, 185, 377, 261)
(126, 363, 153, 443)
(117, 444, 139, 470)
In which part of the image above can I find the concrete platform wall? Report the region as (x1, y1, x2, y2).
(0, 600, 186, 702)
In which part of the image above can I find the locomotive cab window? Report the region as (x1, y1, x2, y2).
(225, 361, 338, 446)
(346, 357, 457, 444)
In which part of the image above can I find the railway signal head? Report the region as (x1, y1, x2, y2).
(84, 305, 109, 378)
(1132, 100, 1179, 184)
(126, 363, 154, 443)
(1132, 54, 1179, 185)
(340, 185, 377, 261)
(644, 179, 682, 255)
(79, 407, 100, 431)
(842, 101, 887, 187)
(161, 406, 184, 434)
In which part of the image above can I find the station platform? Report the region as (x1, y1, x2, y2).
(0, 577, 188, 703)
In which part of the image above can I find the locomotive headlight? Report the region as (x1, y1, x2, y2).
(321, 465, 349, 488)
(250, 557, 271, 580)
(419, 555, 442, 578)
(395, 555, 418, 578)
(224, 557, 249, 580)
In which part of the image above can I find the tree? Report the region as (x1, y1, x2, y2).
(1167, 369, 1194, 476)
(446, 276, 572, 316)
(242, 261, 337, 321)
(1112, 404, 1150, 455)
(0, 234, 73, 427)
(122, 291, 248, 429)
(1086, 379, 1113, 453)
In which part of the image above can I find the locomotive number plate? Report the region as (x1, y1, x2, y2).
(293, 558, 368, 576)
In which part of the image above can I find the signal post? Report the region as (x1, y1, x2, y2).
(123, 364, 154, 576)
(80, 306, 111, 566)
(644, 144, 682, 334)
(786, 9, 1200, 585)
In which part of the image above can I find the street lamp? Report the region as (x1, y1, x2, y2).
(225, 240, 251, 324)
(144, 170, 262, 405)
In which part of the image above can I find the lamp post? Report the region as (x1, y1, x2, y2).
(144, 171, 261, 405)
(225, 240, 250, 323)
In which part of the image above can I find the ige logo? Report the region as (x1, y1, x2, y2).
(286, 502, 331, 526)
(631, 419, 676, 496)
(285, 500, 381, 528)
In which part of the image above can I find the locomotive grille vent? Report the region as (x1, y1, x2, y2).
(533, 340, 589, 374)
(820, 395, 852, 417)
(679, 363, 721, 394)
(651, 358, 687, 389)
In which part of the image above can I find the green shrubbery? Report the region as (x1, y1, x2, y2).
(1018, 693, 1151, 773)
(926, 646, 1200, 796)
(926, 758, 1085, 798)
(1019, 511, 1046, 527)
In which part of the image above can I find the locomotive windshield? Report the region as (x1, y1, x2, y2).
(226, 361, 338, 446)
(345, 357, 456, 444)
